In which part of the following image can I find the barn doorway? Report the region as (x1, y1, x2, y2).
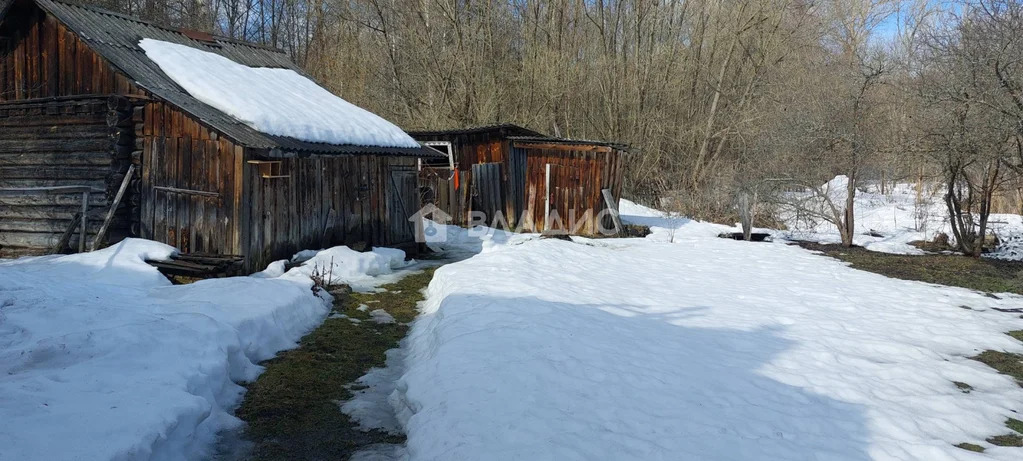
(389, 167, 419, 243)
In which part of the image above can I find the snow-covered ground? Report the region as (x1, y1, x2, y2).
(139, 39, 419, 148)
(6, 196, 1023, 460)
(0, 240, 409, 460)
(780, 177, 1023, 256)
(378, 206, 1023, 460)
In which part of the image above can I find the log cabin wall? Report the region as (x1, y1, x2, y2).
(0, 97, 127, 254)
(0, 3, 144, 256)
(245, 155, 419, 271)
(140, 101, 244, 257)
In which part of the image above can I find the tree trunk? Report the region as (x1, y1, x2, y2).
(738, 190, 753, 241)
(841, 173, 857, 247)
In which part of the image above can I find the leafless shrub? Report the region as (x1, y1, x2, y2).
(308, 257, 335, 292)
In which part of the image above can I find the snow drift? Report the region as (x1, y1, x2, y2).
(0, 240, 407, 460)
(391, 219, 1023, 460)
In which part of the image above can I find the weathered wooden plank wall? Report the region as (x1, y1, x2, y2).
(414, 131, 509, 227)
(1, 3, 427, 269)
(0, 4, 148, 256)
(413, 129, 625, 235)
(245, 155, 420, 271)
(470, 162, 503, 226)
(520, 145, 624, 235)
(141, 101, 242, 256)
(420, 169, 470, 226)
(0, 7, 142, 102)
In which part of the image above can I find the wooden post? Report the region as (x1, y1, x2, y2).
(53, 213, 82, 254)
(79, 191, 89, 253)
(602, 188, 624, 235)
(91, 164, 136, 251)
(544, 163, 551, 231)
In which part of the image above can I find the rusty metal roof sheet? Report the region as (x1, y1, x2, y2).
(23, 0, 435, 158)
(408, 124, 626, 150)
(407, 124, 546, 138)
(507, 136, 628, 150)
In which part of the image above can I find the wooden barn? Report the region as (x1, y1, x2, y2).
(410, 125, 626, 236)
(0, 0, 437, 272)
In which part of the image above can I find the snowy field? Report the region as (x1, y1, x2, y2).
(377, 204, 1023, 460)
(0, 240, 409, 460)
(779, 177, 1023, 257)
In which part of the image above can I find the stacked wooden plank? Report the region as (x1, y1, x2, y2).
(0, 97, 114, 255)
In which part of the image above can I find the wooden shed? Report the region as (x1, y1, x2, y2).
(0, 0, 437, 271)
(410, 125, 626, 235)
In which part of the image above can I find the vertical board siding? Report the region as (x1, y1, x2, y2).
(246, 155, 420, 271)
(141, 101, 239, 256)
(0, 8, 143, 102)
(520, 146, 623, 235)
(413, 128, 625, 236)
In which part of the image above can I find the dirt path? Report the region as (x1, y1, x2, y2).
(224, 266, 438, 460)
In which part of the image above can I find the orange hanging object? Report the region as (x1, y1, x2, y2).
(453, 170, 460, 190)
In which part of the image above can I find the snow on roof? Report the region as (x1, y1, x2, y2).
(139, 39, 419, 149)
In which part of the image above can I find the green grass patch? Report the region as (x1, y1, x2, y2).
(1007, 417, 1023, 434)
(972, 351, 1023, 386)
(796, 242, 1023, 295)
(953, 381, 973, 393)
(987, 433, 1023, 447)
(955, 442, 985, 453)
(235, 267, 436, 461)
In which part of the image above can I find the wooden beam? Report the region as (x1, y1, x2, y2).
(0, 185, 104, 195)
(79, 191, 89, 253)
(152, 185, 220, 198)
(91, 164, 135, 251)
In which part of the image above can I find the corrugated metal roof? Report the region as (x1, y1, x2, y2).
(24, 0, 436, 158)
(407, 124, 545, 138)
(508, 136, 628, 150)
(408, 124, 626, 150)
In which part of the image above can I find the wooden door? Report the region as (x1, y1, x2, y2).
(147, 137, 227, 254)
(389, 167, 418, 244)
(545, 163, 582, 232)
(470, 162, 503, 227)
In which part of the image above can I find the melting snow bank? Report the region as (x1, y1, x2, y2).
(342, 348, 407, 435)
(284, 245, 412, 292)
(0, 240, 407, 460)
(391, 231, 1023, 460)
